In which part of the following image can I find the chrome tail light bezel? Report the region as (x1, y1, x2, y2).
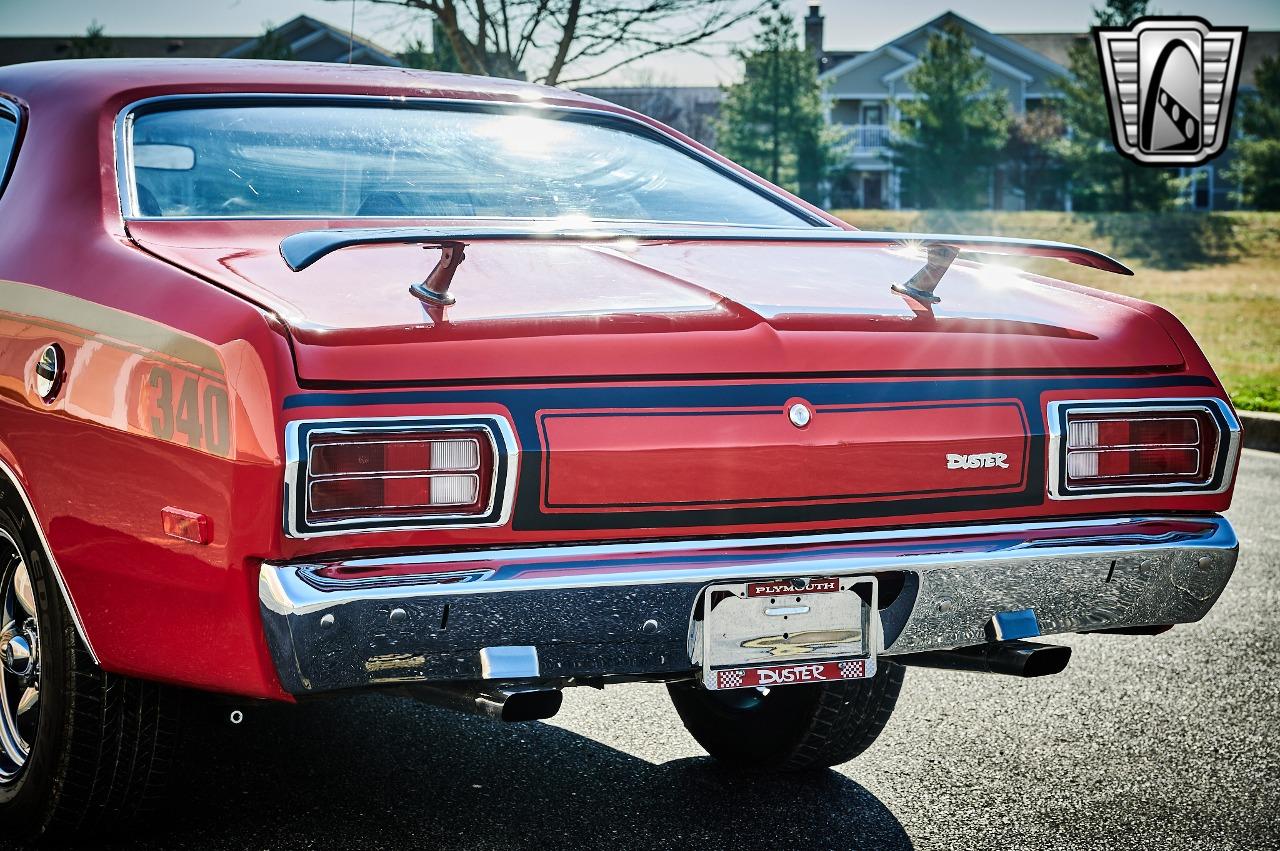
(284, 415, 517, 537)
(1046, 398, 1241, 499)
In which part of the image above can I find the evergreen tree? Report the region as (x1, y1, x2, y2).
(888, 21, 1010, 209)
(246, 23, 295, 61)
(66, 22, 118, 59)
(399, 37, 432, 69)
(399, 21, 463, 72)
(716, 2, 836, 203)
(1006, 107, 1069, 209)
(1225, 54, 1280, 209)
(1054, 0, 1180, 211)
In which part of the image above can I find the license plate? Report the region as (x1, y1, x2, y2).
(699, 575, 877, 690)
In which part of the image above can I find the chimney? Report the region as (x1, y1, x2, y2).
(804, 3, 824, 65)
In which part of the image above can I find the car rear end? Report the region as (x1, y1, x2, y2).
(0, 60, 1245, 844)
(258, 381, 1238, 704)
(119, 80, 1240, 748)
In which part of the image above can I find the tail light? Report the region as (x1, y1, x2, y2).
(285, 417, 515, 535)
(1048, 400, 1239, 498)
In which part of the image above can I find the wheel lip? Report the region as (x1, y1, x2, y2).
(0, 527, 39, 784)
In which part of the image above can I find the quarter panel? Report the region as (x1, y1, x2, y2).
(0, 69, 303, 698)
(0, 277, 292, 698)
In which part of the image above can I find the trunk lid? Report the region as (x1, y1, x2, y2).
(129, 219, 1184, 383)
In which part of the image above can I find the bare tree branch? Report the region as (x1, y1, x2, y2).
(557, 2, 763, 85)
(542, 0, 581, 85)
(511, 0, 550, 67)
(497, 0, 513, 59)
(330, 0, 766, 85)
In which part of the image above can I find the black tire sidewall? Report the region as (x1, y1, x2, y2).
(668, 663, 904, 771)
(0, 501, 73, 838)
(668, 678, 825, 767)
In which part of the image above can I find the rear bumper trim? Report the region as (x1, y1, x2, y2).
(259, 516, 1238, 694)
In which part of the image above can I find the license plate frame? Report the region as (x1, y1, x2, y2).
(699, 575, 878, 690)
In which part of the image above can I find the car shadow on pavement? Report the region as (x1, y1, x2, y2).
(86, 692, 912, 851)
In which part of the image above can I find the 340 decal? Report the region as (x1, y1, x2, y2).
(146, 366, 231, 456)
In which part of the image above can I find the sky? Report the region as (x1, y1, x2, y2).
(2, 0, 1278, 85)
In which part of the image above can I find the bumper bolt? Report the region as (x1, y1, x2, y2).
(389, 607, 408, 625)
(1196, 557, 1213, 571)
(641, 619, 659, 634)
(937, 599, 956, 613)
(319, 613, 336, 629)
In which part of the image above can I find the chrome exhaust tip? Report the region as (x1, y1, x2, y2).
(479, 687, 563, 723)
(896, 640, 1072, 678)
(409, 683, 563, 722)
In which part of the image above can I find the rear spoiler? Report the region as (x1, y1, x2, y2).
(279, 225, 1133, 306)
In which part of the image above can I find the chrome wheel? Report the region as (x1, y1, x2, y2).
(0, 529, 39, 782)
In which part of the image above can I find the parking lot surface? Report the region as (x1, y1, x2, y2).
(14, 451, 1279, 851)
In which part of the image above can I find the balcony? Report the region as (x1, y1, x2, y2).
(838, 124, 893, 155)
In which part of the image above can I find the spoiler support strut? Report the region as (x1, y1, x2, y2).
(891, 243, 960, 305)
(409, 241, 466, 306)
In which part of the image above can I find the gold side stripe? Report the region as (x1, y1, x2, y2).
(0, 280, 223, 375)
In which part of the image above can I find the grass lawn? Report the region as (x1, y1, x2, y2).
(832, 210, 1280, 412)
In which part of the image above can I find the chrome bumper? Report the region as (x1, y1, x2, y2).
(259, 516, 1238, 695)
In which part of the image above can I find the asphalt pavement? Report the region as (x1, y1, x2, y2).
(26, 450, 1280, 851)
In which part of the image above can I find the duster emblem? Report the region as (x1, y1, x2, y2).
(947, 452, 1009, 470)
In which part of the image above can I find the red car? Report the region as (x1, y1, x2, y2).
(0, 59, 1240, 839)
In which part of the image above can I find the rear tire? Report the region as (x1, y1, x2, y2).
(667, 662, 904, 772)
(0, 503, 181, 842)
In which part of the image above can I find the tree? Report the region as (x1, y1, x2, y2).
(399, 20, 463, 71)
(246, 22, 296, 61)
(1006, 106, 1068, 209)
(65, 22, 118, 59)
(715, 3, 837, 203)
(327, 0, 764, 86)
(888, 21, 1009, 209)
(1225, 54, 1280, 209)
(1054, 0, 1180, 211)
(400, 36, 433, 69)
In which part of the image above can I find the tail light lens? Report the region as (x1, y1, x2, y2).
(1066, 414, 1209, 486)
(286, 418, 513, 535)
(1050, 401, 1238, 498)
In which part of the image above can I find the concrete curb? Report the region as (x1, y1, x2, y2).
(1240, 410, 1280, 452)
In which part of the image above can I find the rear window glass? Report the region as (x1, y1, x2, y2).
(127, 103, 811, 227)
(0, 105, 19, 197)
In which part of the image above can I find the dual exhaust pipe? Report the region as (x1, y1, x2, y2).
(896, 639, 1072, 678)
(409, 640, 1068, 722)
(410, 682, 563, 722)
